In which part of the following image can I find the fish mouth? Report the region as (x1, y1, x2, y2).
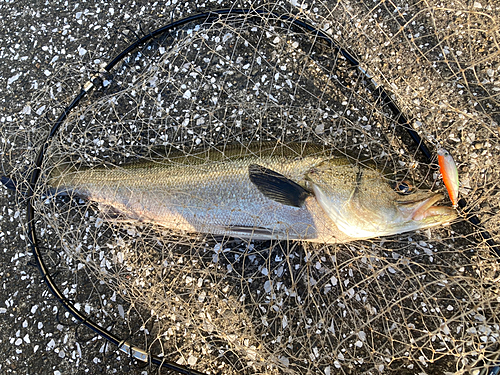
(399, 193, 457, 222)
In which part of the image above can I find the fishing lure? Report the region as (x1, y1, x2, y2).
(437, 148, 459, 208)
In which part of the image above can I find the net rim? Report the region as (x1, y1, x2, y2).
(21, 7, 499, 374)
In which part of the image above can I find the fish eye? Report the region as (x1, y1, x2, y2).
(392, 180, 414, 194)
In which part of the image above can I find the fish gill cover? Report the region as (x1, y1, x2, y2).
(1, 1, 499, 374)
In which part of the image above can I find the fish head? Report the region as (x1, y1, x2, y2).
(306, 161, 457, 239)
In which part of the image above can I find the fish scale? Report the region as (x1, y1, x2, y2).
(48, 143, 456, 243)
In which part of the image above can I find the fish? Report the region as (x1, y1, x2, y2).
(437, 148, 459, 208)
(46, 143, 457, 243)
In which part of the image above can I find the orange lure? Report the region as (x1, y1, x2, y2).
(437, 148, 459, 208)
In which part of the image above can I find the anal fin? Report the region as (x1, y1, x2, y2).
(98, 203, 138, 222)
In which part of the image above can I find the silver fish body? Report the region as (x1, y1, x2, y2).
(49, 143, 456, 243)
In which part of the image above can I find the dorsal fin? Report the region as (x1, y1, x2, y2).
(248, 164, 310, 207)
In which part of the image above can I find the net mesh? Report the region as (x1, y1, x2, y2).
(1, 1, 500, 374)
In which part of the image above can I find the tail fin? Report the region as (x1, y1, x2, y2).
(1, 174, 31, 195)
(46, 160, 79, 195)
(1, 175, 17, 191)
(1, 159, 77, 197)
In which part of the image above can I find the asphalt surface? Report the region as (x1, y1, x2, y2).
(1, 0, 499, 374)
(0, 2, 215, 374)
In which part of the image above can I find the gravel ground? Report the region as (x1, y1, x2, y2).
(0, 2, 205, 374)
(1, 0, 499, 374)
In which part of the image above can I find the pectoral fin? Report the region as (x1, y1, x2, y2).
(248, 164, 310, 207)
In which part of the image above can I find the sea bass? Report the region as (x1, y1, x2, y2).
(48, 143, 456, 243)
